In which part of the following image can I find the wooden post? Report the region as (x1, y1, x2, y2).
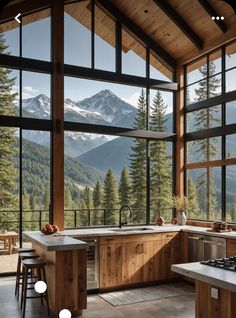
(175, 65, 185, 197)
(51, 0, 64, 229)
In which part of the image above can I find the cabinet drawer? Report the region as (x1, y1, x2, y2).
(121, 233, 162, 244)
(100, 236, 122, 245)
(161, 232, 179, 241)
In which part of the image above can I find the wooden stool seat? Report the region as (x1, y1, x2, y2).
(15, 252, 39, 299)
(20, 252, 39, 260)
(18, 248, 35, 253)
(22, 259, 47, 268)
(21, 258, 50, 318)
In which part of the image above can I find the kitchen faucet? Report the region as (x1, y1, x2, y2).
(119, 205, 132, 228)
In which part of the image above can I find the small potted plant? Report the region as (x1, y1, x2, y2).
(172, 195, 189, 225)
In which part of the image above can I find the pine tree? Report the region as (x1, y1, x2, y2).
(187, 176, 199, 217)
(193, 62, 221, 219)
(129, 89, 146, 223)
(0, 32, 18, 230)
(118, 166, 131, 206)
(103, 168, 119, 225)
(149, 90, 172, 221)
(92, 181, 103, 225)
(22, 190, 32, 230)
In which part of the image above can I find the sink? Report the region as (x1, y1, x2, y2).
(111, 227, 154, 232)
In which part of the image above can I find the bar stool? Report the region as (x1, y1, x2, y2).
(15, 250, 38, 300)
(21, 258, 50, 318)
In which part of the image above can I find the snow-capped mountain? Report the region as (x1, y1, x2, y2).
(20, 90, 137, 157)
(79, 89, 137, 125)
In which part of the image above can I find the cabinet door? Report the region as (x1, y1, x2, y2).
(122, 241, 144, 284)
(99, 243, 122, 288)
(160, 234, 180, 280)
(143, 239, 163, 282)
(227, 239, 236, 257)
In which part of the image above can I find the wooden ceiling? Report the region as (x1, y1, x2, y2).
(1, 0, 236, 70)
(110, 0, 236, 65)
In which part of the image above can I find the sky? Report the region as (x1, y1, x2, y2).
(2, 9, 236, 114)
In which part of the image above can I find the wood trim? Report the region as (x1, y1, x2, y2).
(51, 0, 64, 229)
(185, 158, 236, 170)
(175, 65, 185, 196)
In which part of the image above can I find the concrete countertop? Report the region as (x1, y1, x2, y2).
(171, 262, 236, 292)
(56, 224, 236, 239)
(23, 231, 88, 251)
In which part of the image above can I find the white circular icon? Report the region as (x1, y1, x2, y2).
(221, 16, 224, 20)
(34, 281, 47, 294)
(59, 309, 72, 318)
(212, 16, 215, 20)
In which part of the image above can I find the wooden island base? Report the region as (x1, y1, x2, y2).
(195, 281, 236, 318)
(33, 243, 87, 317)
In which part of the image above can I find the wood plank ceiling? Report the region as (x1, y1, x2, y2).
(110, 0, 236, 65)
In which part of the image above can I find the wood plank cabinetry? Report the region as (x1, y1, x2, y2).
(99, 232, 181, 289)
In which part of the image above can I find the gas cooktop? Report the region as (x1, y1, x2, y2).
(201, 257, 236, 272)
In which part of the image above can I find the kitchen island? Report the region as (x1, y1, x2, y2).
(23, 231, 88, 317)
(172, 262, 236, 318)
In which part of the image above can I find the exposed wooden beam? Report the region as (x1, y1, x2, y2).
(153, 0, 203, 50)
(64, 121, 176, 141)
(51, 0, 64, 230)
(197, 0, 227, 33)
(95, 0, 176, 71)
(65, 64, 178, 91)
(0, 0, 52, 23)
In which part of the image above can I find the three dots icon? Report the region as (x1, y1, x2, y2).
(212, 16, 224, 20)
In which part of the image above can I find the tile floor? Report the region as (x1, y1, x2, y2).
(0, 277, 195, 318)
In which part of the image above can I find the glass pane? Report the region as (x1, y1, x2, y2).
(186, 57, 207, 85)
(150, 141, 173, 223)
(150, 90, 173, 132)
(22, 9, 51, 61)
(226, 165, 236, 222)
(186, 80, 207, 105)
(64, 1, 91, 67)
(0, 19, 19, 56)
(186, 106, 221, 133)
(122, 28, 146, 77)
(0, 127, 19, 273)
(22, 71, 51, 119)
(64, 133, 146, 227)
(95, 5, 115, 71)
(226, 69, 236, 92)
(0, 68, 19, 116)
(22, 131, 50, 232)
(187, 137, 221, 163)
(226, 100, 236, 125)
(187, 167, 221, 221)
(226, 134, 236, 158)
(64, 77, 145, 129)
(209, 74, 221, 97)
(209, 50, 221, 74)
(150, 52, 172, 81)
(226, 42, 236, 70)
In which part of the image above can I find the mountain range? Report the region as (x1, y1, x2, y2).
(20, 90, 137, 157)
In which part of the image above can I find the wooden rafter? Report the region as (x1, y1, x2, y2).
(153, 0, 203, 50)
(197, 0, 227, 33)
(96, 0, 176, 70)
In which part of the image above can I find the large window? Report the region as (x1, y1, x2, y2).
(185, 40, 236, 222)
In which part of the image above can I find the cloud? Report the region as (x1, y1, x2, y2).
(22, 86, 39, 99)
(122, 92, 140, 107)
